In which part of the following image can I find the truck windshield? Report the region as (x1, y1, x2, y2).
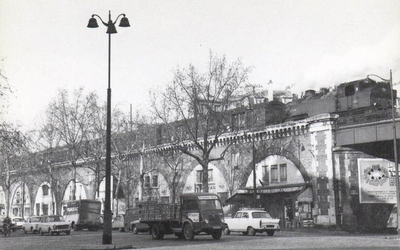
(198, 199, 222, 210)
(252, 212, 272, 219)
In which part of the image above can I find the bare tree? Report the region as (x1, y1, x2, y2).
(0, 59, 13, 119)
(161, 151, 190, 203)
(151, 52, 250, 192)
(46, 88, 97, 200)
(0, 123, 28, 216)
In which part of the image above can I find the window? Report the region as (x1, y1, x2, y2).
(43, 204, 49, 215)
(208, 169, 213, 182)
(280, 164, 287, 181)
(144, 176, 150, 188)
(235, 212, 242, 218)
(243, 212, 249, 218)
(262, 166, 269, 185)
(271, 165, 279, 182)
(196, 170, 203, 183)
(36, 203, 40, 216)
(152, 175, 158, 187)
(16, 191, 20, 204)
(231, 112, 245, 131)
(195, 183, 202, 193)
(345, 85, 355, 96)
(42, 185, 49, 196)
(184, 200, 199, 211)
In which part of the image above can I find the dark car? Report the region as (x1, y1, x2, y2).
(124, 207, 149, 234)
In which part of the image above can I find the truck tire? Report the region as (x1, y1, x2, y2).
(183, 223, 194, 241)
(151, 224, 164, 240)
(211, 230, 222, 240)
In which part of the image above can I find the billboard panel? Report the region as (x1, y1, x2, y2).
(358, 158, 398, 204)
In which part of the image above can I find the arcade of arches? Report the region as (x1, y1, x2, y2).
(1, 114, 397, 231)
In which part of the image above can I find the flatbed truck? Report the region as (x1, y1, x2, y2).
(140, 193, 224, 240)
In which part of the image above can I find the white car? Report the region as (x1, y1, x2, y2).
(11, 217, 25, 230)
(37, 215, 71, 236)
(22, 216, 42, 234)
(224, 209, 280, 236)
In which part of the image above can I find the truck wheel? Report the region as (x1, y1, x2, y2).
(132, 226, 138, 234)
(247, 227, 255, 236)
(223, 227, 230, 235)
(212, 230, 222, 240)
(183, 223, 194, 241)
(151, 224, 164, 240)
(266, 230, 275, 236)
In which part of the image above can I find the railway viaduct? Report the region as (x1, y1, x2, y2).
(1, 113, 399, 232)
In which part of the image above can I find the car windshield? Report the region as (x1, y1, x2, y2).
(31, 217, 41, 222)
(199, 199, 222, 210)
(47, 216, 64, 222)
(252, 212, 272, 219)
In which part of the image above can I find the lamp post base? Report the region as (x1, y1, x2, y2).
(102, 234, 112, 245)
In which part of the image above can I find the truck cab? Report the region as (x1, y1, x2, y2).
(179, 193, 225, 240)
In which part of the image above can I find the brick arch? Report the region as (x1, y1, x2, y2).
(238, 145, 311, 187)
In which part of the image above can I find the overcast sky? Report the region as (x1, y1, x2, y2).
(1, 0, 399, 132)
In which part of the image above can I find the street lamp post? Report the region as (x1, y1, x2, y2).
(87, 11, 130, 245)
(367, 70, 399, 234)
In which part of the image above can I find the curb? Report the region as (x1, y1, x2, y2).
(80, 245, 135, 250)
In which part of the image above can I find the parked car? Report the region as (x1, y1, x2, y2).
(111, 215, 125, 232)
(130, 219, 150, 234)
(0, 216, 5, 233)
(11, 217, 25, 230)
(37, 215, 71, 236)
(22, 216, 42, 234)
(124, 207, 149, 234)
(224, 208, 280, 236)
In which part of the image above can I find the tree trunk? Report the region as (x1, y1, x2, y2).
(202, 162, 209, 193)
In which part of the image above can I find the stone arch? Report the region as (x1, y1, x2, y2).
(182, 162, 229, 194)
(34, 182, 57, 216)
(9, 182, 31, 217)
(239, 145, 311, 187)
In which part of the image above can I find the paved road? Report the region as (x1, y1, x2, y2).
(0, 229, 398, 250)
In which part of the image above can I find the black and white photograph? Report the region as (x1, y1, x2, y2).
(0, 1, 399, 249)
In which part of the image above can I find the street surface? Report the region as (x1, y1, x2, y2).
(0, 229, 398, 250)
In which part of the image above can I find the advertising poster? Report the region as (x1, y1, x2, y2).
(358, 158, 398, 204)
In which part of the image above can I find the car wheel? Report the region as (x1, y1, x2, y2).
(242, 231, 248, 235)
(223, 226, 230, 235)
(132, 226, 138, 234)
(183, 223, 194, 241)
(266, 230, 275, 236)
(49, 229, 53, 236)
(66, 230, 71, 235)
(40, 229, 44, 236)
(247, 227, 255, 236)
(23, 228, 27, 234)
